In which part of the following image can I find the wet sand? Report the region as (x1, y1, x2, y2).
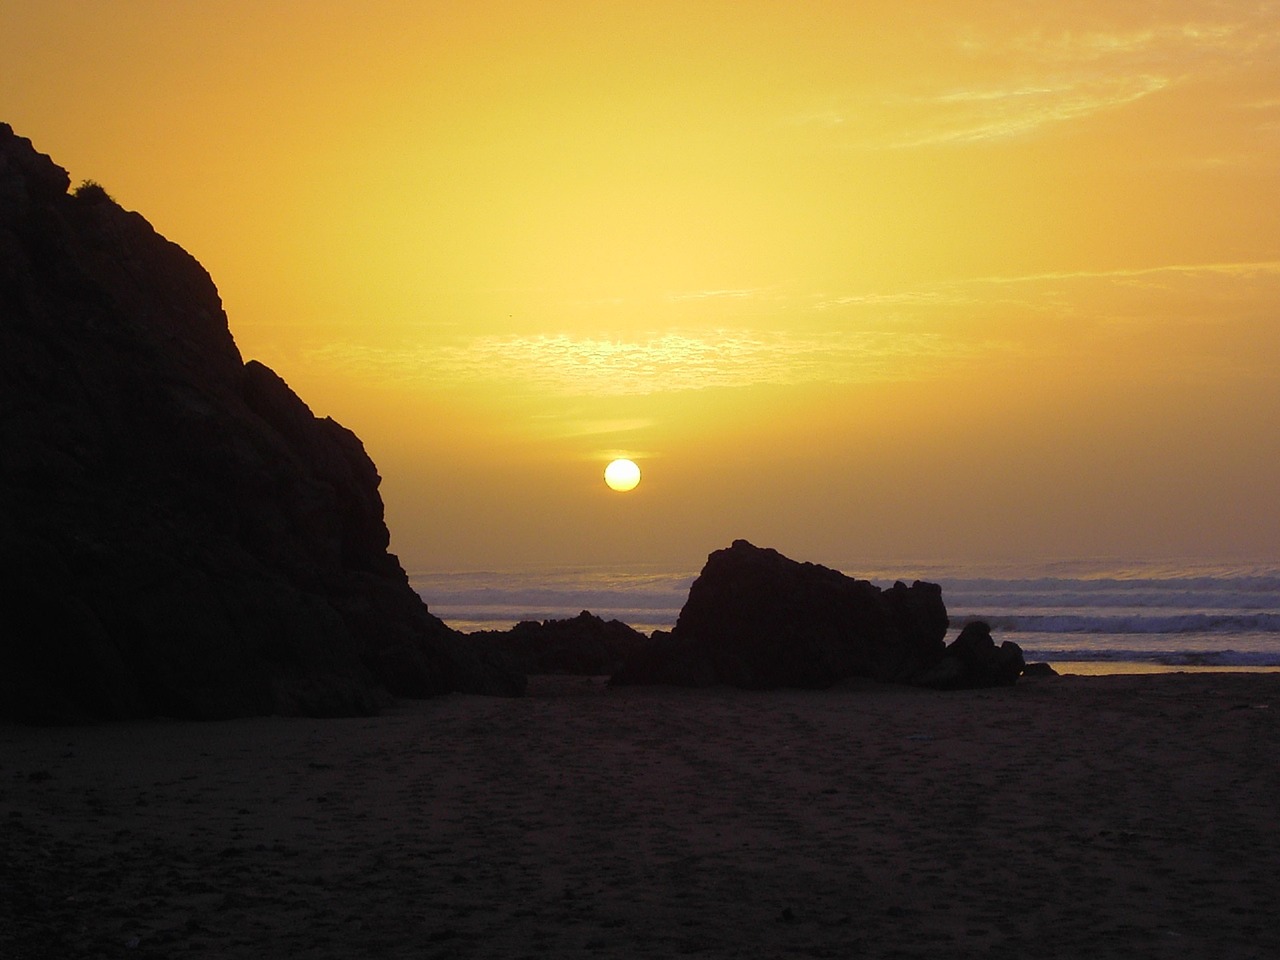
(3, 673, 1278, 959)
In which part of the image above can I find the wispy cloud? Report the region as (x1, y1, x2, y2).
(1004, 17, 1275, 65)
(815, 291, 974, 309)
(805, 6, 1280, 148)
(308, 328, 998, 397)
(893, 74, 1169, 146)
(811, 259, 1280, 325)
(529, 416, 655, 440)
(305, 260, 1280, 398)
(665, 287, 771, 303)
(965, 259, 1280, 286)
(434, 331, 947, 395)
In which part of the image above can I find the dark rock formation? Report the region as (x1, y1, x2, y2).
(913, 621, 1025, 690)
(471, 611, 655, 675)
(610, 540, 951, 689)
(0, 123, 524, 721)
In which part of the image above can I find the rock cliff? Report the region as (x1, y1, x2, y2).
(0, 123, 524, 720)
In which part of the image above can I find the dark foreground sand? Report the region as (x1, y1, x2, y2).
(3, 674, 1278, 959)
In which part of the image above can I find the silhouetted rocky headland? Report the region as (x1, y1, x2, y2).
(610, 540, 1024, 690)
(0, 123, 524, 721)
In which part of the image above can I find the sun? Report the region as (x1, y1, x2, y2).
(604, 458, 641, 492)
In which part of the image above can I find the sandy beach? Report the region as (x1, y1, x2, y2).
(3, 673, 1278, 959)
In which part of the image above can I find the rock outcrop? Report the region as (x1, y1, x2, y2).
(471, 611, 655, 676)
(611, 541, 1026, 690)
(913, 621, 1025, 689)
(610, 540, 953, 689)
(0, 123, 524, 720)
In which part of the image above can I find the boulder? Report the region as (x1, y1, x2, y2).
(0, 123, 524, 720)
(610, 540, 949, 689)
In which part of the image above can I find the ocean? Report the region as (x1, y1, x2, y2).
(410, 558, 1280, 675)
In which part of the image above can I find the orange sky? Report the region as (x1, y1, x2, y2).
(6, 1, 1279, 570)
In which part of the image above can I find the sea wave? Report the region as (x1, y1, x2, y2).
(957, 612, 1280, 635)
(942, 586, 1280, 611)
(409, 564, 1280, 662)
(412, 571, 691, 610)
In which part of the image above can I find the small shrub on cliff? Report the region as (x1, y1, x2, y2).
(73, 179, 114, 205)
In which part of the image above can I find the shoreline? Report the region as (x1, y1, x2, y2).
(1050, 661, 1280, 675)
(3, 672, 1277, 959)
(446, 619, 1280, 675)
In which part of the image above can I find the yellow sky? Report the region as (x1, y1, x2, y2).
(6, 1, 1279, 569)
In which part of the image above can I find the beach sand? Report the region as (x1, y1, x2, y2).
(2, 673, 1277, 959)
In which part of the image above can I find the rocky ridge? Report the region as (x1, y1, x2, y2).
(470, 611, 653, 676)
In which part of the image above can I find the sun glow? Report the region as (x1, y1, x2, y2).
(604, 458, 641, 492)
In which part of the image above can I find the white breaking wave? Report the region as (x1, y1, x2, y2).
(954, 612, 1280, 635)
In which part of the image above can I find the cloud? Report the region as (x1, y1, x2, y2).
(1005, 17, 1275, 65)
(308, 327, 997, 397)
(304, 262, 1279, 399)
(815, 291, 974, 309)
(529, 416, 655, 440)
(966, 259, 1280, 286)
(809, 6, 1280, 149)
(893, 73, 1169, 146)
(435, 331, 942, 395)
(665, 287, 771, 303)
